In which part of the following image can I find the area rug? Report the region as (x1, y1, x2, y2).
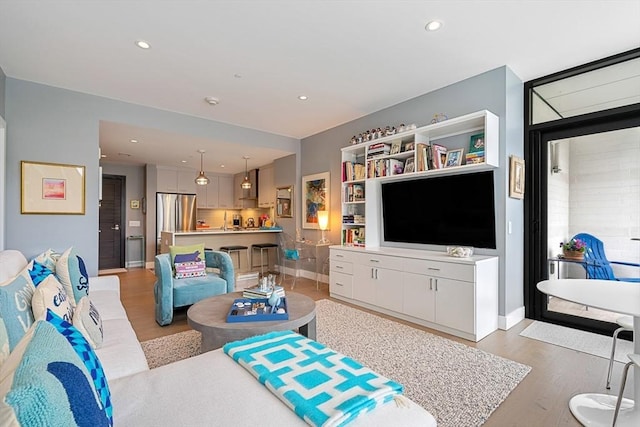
(141, 299, 531, 427)
(520, 320, 633, 363)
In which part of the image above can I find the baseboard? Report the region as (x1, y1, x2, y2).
(499, 306, 525, 330)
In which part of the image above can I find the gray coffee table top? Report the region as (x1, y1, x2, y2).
(187, 291, 317, 352)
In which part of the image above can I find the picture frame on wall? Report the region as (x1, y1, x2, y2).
(302, 172, 330, 229)
(509, 155, 525, 199)
(21, 160, 86, 214)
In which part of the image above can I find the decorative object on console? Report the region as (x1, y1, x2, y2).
(446, 246, 474, 258)
(302, 172, 330, 230)
(509, 155, 525, 199)
(194, 149, 210, 186)
(21, 160, 86, 215)
(349, 123, 416, 145)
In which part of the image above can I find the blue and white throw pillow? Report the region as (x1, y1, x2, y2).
(0, 267, 36, 351)
(73, 297, 104, 349)
(55, 247, 90, 306)
(45, 310, 113, 426)
(33, 248, 61, 273)
(31, 275, 74, 323)
(0, 320, 111, 427)
(28, 260, 54, 286)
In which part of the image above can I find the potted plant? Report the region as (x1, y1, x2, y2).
(560, 238, 587, 260)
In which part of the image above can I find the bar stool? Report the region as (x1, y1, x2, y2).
(219, 245, 249, 273)
(251, 243, 280, 277)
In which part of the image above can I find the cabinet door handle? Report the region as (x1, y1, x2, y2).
(429, 278, 433, 290)
(335, 282, 344, 287)
(336, 265, 344, 270)
(370, 259, 380, 263)
(434, 279, 438, 291)
(375, 269, 379, 280)
(336, 254, 344, 258)
(427, 267, 440, 271)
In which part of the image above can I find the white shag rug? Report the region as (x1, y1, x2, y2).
(142, 299, 531, 427)
(520, 320, 633, 363)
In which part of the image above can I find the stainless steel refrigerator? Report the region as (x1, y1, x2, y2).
(156, 192, 197, 253)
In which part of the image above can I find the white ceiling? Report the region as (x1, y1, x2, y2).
(1, 1, 639, 174)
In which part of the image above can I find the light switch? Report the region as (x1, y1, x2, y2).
(129, 220, 141, 227)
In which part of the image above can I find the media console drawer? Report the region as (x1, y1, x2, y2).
(403, 258, 475, 282)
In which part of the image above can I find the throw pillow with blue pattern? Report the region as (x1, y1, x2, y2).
(31, 275, 74, 323)
(28, 260, 54, 286)
(0, 320, 111, 427)
(44, 310, 113, 426)
(33, 248, 61, 273)
(73, 297, 104, 349)
(55, 247, 90, 307)
(0, 266, 36, 351)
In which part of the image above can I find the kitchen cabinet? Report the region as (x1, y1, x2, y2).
(196, 176, 219, 208)
(196, 174, 233, 208)
(258, 164, 275, 208)
(157, 166, 197, 194)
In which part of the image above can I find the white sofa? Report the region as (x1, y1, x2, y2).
(0, 250, 437, 426)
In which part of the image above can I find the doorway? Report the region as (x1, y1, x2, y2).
(99, 174, 125, 271)
(524, 48, 640, 336)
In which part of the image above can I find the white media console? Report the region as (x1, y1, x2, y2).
(329, 245, 499, 342)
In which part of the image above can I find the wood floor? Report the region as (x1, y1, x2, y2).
(115, 268, 632, 427)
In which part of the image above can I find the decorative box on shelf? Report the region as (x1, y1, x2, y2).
(226, 298, 288, 323)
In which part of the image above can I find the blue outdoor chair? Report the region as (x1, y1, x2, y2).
(573, 233, 640, 282)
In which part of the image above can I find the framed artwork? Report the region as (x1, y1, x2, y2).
(469, 133, 485, 154)
(390, 140, 402, 155)
(404, 157, 415, 173)
(509, 155, 525, 199)
(302, 172, 329, 229)
(444, 149, 464, 167)
(21, 160, 86, 214)
(276, 185, 293, 218)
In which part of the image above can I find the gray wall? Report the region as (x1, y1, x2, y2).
(300, 66, 524, 320)
(5, 78, 299, 275)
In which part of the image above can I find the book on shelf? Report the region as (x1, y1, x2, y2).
(415, 142, 432, 172)
(352, 183, 364, 200)
(342, 161, 366, 182)
(342, 227, 365, 246)
(431, 143, 447, 169)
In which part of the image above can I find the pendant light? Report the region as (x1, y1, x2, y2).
(195, 149, 210, 185)
(241, 156, 252, 189)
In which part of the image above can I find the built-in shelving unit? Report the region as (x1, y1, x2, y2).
(340, 110, 499, 247)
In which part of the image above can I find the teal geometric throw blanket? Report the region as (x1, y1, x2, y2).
(223, 330, 403, 427)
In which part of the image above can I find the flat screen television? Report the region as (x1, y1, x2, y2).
(381, 171, 496, 249)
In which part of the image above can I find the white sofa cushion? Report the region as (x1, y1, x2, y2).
(0, 250, 27, 283)
(95, 318, 148, 381)
(109, 349, 437, 427)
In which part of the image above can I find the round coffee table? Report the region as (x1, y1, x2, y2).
(187, 291, 317, 352)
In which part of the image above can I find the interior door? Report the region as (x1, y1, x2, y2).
(99, 175, 125, 270)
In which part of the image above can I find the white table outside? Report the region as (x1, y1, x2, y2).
(537, 279, 640, 427)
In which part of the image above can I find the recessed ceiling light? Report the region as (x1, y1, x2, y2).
(181, 160, 187, 163)
(100, 154, 107, 158)
(135, 40, 151, 49)
(234, 74, 242, 79)
(298, 95, 308, 100)
(220, 164, 225, 168)
(130, 139, 138, 143)
(425, 20, 442, 31)
(204, 96, 220, 105)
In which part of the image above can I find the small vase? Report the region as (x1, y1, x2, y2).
(563, 250, 584, 260)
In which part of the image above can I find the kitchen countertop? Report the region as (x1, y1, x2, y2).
(173, 228, 282, 235)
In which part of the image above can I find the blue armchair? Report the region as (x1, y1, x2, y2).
(154, 250, 235, 325)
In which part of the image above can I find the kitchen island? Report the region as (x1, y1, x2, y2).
(160, 228, 282, 272)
